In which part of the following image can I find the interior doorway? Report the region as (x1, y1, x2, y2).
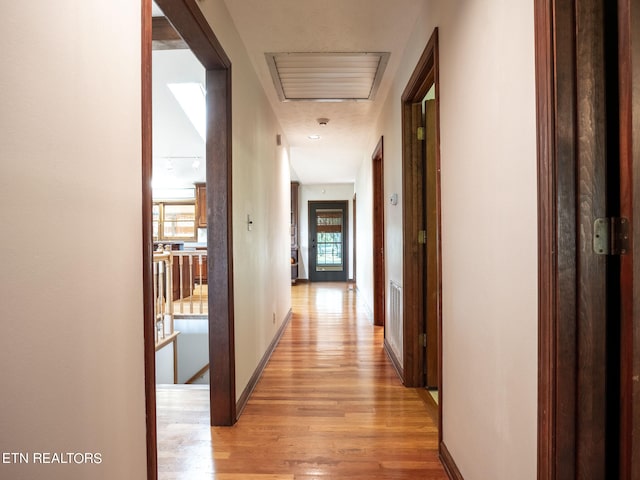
(372, 138, 385, 327)
(308, 201, 349, 282)
(352, 193, 357, 284)
(400, 27, 442, 437)
(142, 1, 235, 477)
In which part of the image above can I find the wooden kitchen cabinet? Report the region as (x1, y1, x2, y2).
(195, 182, 207, 227)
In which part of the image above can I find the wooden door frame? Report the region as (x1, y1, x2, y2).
(372, 138, 385, 326)
(400, 28, 441, 405)
(400, 26, 444, 461)
(535, 0, 640, 477)
(535, 0, 598, 476)
(353, 193, 357, 284)
(141, 2, 155, 477)
(618, 1, 640, 476)
(142, 1, 235, 477)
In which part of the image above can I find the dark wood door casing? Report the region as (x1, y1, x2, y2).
(400, 27, 442, 445)
(153, 0, 235, 428)
(618, 0, 640, 477)
(141, 2, 156, 479)
(372, 138, 385, 327)
(352, 193, 357, 284)
(144, 7, 236, 480)
(401, 29, 440, 390)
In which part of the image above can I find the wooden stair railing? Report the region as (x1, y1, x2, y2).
(171, 251, 207, 316)
(153, 248, 175, 345)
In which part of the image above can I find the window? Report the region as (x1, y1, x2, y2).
(153, 202, 197, 241)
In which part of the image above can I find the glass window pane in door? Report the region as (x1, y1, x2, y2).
(315, 209, 343, 271)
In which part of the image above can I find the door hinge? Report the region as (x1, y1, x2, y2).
(418, 230, 427, 244)
(421, 333, 427, 348)
(417, 126, 425, 141)
(593, 217, 630, 255)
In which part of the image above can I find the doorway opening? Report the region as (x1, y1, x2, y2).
(399, 26, 442, 437)
(151, 21, 209, 388)
(308, 201, 349, 282)
(372, 138, 385, 327)
(142, 0, 235, 477)
(352, 193, 357, 285)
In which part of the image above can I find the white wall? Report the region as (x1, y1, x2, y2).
(0, 2, 147, 479)
(156, 344, 176, 384)
(196, 1, 292, 401)
(174, 318, 209, 384)
(356, 0, 538, 478)
(297, 184, 355, 280)
(354, 157, 375, 312)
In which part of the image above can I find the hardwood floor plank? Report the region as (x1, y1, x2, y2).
(157, 282, 446, 479)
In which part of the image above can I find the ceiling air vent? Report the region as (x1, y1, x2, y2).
(265, 52, 390, 102)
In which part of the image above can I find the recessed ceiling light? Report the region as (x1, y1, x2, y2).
(308, 135, 321, 140)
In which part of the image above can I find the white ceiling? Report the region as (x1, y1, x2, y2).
(152, 48, 206, 189)
(222, 0, 424, 185)
(152, 0, 423, 187)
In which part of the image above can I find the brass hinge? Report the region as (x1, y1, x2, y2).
(417, 126, 425, 141)
(593, 217, 630, 255)
(421, 333, 427, 348)
(418, 230, 427, 244)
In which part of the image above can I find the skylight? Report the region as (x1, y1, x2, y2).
(265, 52, 390, 102)
(168, 82, 206, 140)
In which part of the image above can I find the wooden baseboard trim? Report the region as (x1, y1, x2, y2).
(185, 363, 210, 384)
(384, 338, 404, 383)
(440, 441, 464, 480)
(236, 309, 293, 417)
(293, 278, 309, 284)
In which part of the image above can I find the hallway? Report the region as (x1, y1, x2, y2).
(157, 282, 446, 479)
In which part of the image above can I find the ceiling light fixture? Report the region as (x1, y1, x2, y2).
(317, 118, 330, 126)
(308, 135, 321, 140)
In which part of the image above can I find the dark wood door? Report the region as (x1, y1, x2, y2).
(536, 0, 638, 477)
(424, 98, 439, 388)
(372, 139, 385, 326)
(572, 2, 610, 477)
(309, 201, 348, 282)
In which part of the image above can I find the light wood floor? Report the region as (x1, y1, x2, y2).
(157, 282, 446, 479)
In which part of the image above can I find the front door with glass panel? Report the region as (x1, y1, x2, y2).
(309, 201, 348, 282)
